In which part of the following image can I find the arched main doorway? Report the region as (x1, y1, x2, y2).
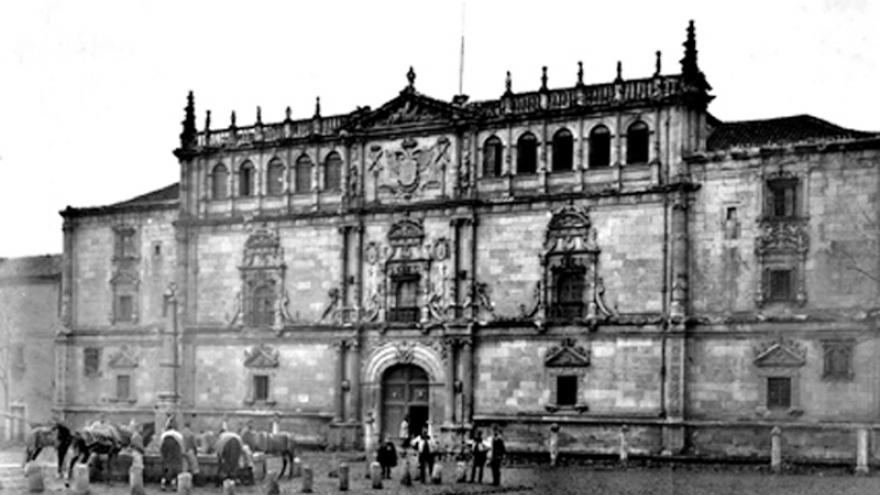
(382, 364, 429, 443)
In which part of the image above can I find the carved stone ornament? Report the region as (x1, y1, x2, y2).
(242, 228, 285, 268)
(755, 219, 809, 256)
(388, 218, 425, 249)
(753, 338, 806, 368)
(374, 137, 449, 198)
(544, 338, 591, 368)
(544, 205, 598, 253)
(395, 341, 416, 364)
(365, 242, 381, 265)
(107, 345, 138, 369)
(432, 238, 450, 261)
(244, 343, 280, 368)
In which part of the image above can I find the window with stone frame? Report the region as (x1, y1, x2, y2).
(110, 271, 139, 324)
(237, 229, 287, 330)
(550, 266, 586, 320)
(239, 161, 256, 197)
(253, 375, 270, 402)
(266, 158, 285, 195)
(243, 344, 279, 406)
(114, 226, 138, 260)
(84, 347, 100, 378)
(766, 268, 795, 302)
(483, 136, 503, 178)
(389, 274, 420, 323)
(556, 375, 578, 406)
(323, 151, 343, 191)
(212, 163, 229, 199)
(822, 339, 854, 381)
(248, 283, 276, 327)
(516, 132, 538, 175)
(766, 178, 799, 219)
(551, 128, 574, 172)
(588, 125, 611, 168)
(294, 154, 312, 193)
(766, 376, 791, 409)
(625, 121, 649, 164)
(115, 374, 131, 401)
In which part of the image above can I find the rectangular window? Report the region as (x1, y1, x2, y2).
(253, 375, 270, 402)
(84, 347, 100, 377)
(823, 340, 854, 381)
(556, 375, 578, 406)
(768, 269, 793, 301)
(389, 276, 420, 323)
(766, 377, 791, 409)
(115, 229, 137, 259)
(116, 375, 131, 400)
(551, 270, 586, 319)
(767, 179, 798, 219)
(117, 294, 134, 322)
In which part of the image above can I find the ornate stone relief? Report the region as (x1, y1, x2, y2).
(753, 337, 807, 368)
(371, 137, 450, 199)
(244, 343, 280, 368)
(544, 338, 591, 368)
(229, 227, 293, 331)
(107, 345, 138, 369)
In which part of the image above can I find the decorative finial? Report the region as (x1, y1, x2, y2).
(681, 20, 698, 77)
(230, 110, 237, 128)
(577, 61, 584, 86)
(615, 61, 623, 82)
(505, 70, 512, 94)
(406, 66, 416, 87)
(314, 97, 321, 118)
(540, 66, 548, 90)
(256, 106, 262, 125)
(655, 50, 662, 76)
(180, 90, 197, 148)
(285, 106, 292, 121)
(204, 110, 211, 131)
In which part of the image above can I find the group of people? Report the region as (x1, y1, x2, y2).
(373, 415, 507, 486)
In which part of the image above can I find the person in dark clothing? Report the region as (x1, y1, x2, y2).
(489, 428, 506, 486)
(377, 438, 398, 479)
(470, 429, 487, 483)
(412, 427, 434, 483)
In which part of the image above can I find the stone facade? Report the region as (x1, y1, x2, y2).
(0, 255, 63, 440)
(56, 22, 880, 461)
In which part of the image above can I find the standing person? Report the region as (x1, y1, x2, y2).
(489, 427, 506, 486)
(412, 427, 434, 483)
(376, 437, 398, 479)
(182, 422, 200, 477)
(398, 414, 410, 450)
(469, 429, 487, 483)
(548, 423, 560, 467)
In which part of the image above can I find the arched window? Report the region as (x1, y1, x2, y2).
(588, 125, 611, 168)
(211, 163, 229, 199)
(294, 154, 312, 193)
(266, 158, 284, 195)
(250, 285, 275, 326)
(239, 161, 256, 196)
(323, 151, 342, 191)
(516, 132, 538, 175)
(482, 136, 503, 178)
(626, 121, 649, 164)
(389, 275, 420, 323)
(551, 128, 574, 172)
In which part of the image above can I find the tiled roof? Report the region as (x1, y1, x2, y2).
(110, 183, 179, 206)
(0, 255, 61, 280)
(707, 115, 877, 151)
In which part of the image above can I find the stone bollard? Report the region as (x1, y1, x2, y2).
(301, 466, 313, 493)
(400, 458, 412, 486)
(292, 457, 302, 478)
(177, 472, 193, 495)
(856, 427, 870, 475)
(770, 426, 782, 473)
(129, 466, 145, 495)
(619, 425, 629, 464)
(222, 478, 236, 495)
(431, 462, 442, 484)
(72, 463, 90, 495)
(339, 462, 349, 491)
(456, 461, 467, 483)
(370, 461, 383, 489)
(25, 462, 44, 492)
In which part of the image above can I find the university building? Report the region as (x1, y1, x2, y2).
(56, 22, 880, 460)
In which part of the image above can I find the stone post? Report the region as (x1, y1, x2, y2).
(400, 458, 412, 486)
(431, 463, 442, 484)
(292, 457, 302, 478)
(856, 427, 869, 475)
(129, 465, 145, 495)
(770, 426, 782, 473)
(177, 472, 193, 495)
(619, 425, 629, 464)
(370, 461, 383, 489)
(72, 464, 90, 495)
(25, 462, 43, 492)
(339, 462, 349, 491)
(456, 461, 467, 482)
(222, 478, 236, 495)
(301, 466, 313, 493)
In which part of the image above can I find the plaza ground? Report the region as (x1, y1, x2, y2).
(3, 446, 880, 494)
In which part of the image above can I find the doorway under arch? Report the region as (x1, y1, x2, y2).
(381, 364, 429, 444)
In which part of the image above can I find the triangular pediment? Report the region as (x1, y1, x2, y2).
(545, 340, 590, 367)
(350, 89, 465, 130)
(244, 344, 280, 368)
(754, 341, 806, 368)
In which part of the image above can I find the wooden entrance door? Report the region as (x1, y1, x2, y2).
(381, 364, 429, 444)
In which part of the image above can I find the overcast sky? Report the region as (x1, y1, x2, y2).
(0, 0, 876, 257)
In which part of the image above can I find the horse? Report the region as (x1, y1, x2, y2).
(23, 421, 73, 477)
(159, 429, 185, 491)
(66, 421, 155, 484)
(214, 431, 253, 486)
(241, 428, 297, 479)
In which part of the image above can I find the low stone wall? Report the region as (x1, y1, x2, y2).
(95, 452, 267, 485)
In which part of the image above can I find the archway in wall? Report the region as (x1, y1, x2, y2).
(381, 364, 429, 444)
